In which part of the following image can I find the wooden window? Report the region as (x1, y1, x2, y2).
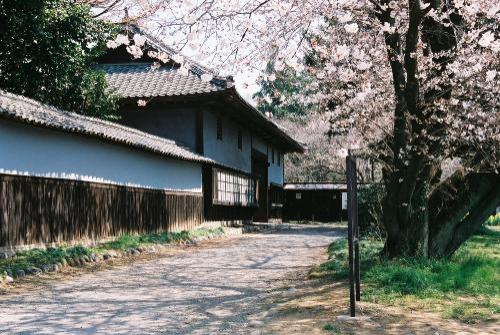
(217, 117, 223, 140)
(238, 129, 242, 150)
(212, 167, 256, 206)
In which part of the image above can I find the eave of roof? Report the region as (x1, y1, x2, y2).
(227, 88, 305, 153)
(0, 90, 213, 165)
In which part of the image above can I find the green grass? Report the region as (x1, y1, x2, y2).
(323, 322, 340, 334)
(485, 213, 500, 226)
(97, 227, 225, 251)
(316, 226, 500, 323)
(0, 227, 225, 278)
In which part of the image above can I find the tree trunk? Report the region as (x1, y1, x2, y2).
(382, 171, 499, 259)
(428, 173, 500, 258)
(382, 175, 430, 258)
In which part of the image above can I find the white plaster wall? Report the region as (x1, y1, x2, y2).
(203, 111, 252, 173)
(268, 147, 284, 186)
(0, 119, 202, 192)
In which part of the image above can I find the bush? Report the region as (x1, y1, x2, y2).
(358, 183, 385, 236)
(0, 0, 118, 117)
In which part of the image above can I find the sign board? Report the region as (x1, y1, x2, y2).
(342, 192, 347, 210)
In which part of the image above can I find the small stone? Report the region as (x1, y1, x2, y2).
(90, 253, 97, 262)
(55, 263, 62, 271)
(41, 264, 51, 273)
(26, 267, 42, 275)
(0, 252, 8, 260)
(4, 275, 13, 283)
(61, 258, 68, 267)
(15, 269, 25, 278)
(103, 253, 111, 260)
(127, 248, 139, 256)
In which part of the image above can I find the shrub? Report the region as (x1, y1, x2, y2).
(358, 183, 385, 236)
(0, 0, 118, 117)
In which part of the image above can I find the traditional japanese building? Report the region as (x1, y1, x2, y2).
(283, 183, 348, 223)
(98, 26, 303, 224)
(0, 28, 303, 249)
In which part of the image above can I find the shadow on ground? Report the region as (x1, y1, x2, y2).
(0, 224, 342, 335)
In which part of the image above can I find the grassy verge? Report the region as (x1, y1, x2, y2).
(0, 227, 225, 278)
(485, 213, 500, 226)
(314, 226, 500, 323)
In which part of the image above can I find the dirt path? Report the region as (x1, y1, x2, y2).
(0, 225, 341, 335)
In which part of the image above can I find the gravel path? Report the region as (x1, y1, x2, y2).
(0, 225, 341, 335)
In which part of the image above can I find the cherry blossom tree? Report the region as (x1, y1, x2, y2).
(90, 0, 499, 258)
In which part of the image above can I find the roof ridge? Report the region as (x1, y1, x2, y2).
(123, 24, 233, 87)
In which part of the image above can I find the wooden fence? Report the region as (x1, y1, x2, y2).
(0, 174, 203, 248)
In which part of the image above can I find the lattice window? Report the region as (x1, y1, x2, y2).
(213, 168, 256, 206)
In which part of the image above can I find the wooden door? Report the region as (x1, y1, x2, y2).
(252, 151, 268, 222)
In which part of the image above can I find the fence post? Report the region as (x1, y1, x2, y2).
(353, 156, 361, 301)
(346, 150, 361, 317)
(346, 150, 356, 316)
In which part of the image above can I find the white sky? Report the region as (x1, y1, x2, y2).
(234, 71, 261, 106)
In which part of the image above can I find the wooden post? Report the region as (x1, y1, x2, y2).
(353, 157, 361, 301)
(346, 150, 361, 317)
(346, 150, 356, 317)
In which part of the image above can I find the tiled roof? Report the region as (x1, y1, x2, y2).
(0, 90, 213, 164)
(100, 63, 227, 98)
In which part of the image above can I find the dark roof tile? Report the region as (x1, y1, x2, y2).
(100, 63, 227, 98)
